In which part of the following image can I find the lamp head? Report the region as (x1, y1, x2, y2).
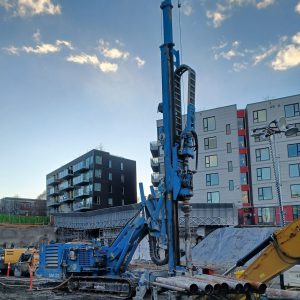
(285, 127, 299, 137)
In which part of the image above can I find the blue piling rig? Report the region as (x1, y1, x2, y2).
(36, 0, 198, 294)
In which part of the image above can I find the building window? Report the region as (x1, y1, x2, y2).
(239, 136, 245, 148)
(121, 174, 125, 183)
(122, 186, 125, 195)
(289, 164, 300, 177)
(256, 148, 270, 161)
(293, 206, 300, 220)
(109, 172, 112, 180)
(258, 187, 273, 200)
(237, 118, 244, 130)
(286, 123, 300, 137)
(205, 155, 218, 168)
(122, 199, 125, 206)
(240, 173, 248, 184)
(206, 173, 219, 186)
(204, 136, 217, 150)
(226, 124, 231, 135)
(96, 196, 101, 205)
(207, 191, 220, 203)
(95, 169, 102, 178)
(203, 116, 216, 132)
(229, 180, 234, 191)
(96, 155, 102, 164)
(291, 184, 300, 198)
(254, 135, 266, 142)
(258, 207, 276, 224)
(284, 103, 300, 118)
(108, 198, 113, 206)
(109, 160, 112, 168)
(94, 183, 101, 192)
(242, 191, 249, 203)
(239, 154, 247, 166)
(253, 109, 267, 123)
(227, 142, 232, 153)
(288, 143, 300, 157)
(257, 167, 271, 181)
(228, 161, 233, 172)
(121, 162, 124, 170)
(109, 184, 112, 193)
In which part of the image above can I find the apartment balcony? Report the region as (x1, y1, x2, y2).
(74, 186, 92, 199)
(47, 198, 59, 207)
(151, 172, 163, 187)
(73, 198, 93, 211)
(73, 173, 90, 186)
(48, 187, 60, 196)
(150, 141, 159, 158)
(47, 175, 59, 186)
(58, 193, 73, 204)
(58, 168, 73, 180)
(73, 161, 89, 174)
(58, 181, 73, 191)
(150, 157, 159, 172)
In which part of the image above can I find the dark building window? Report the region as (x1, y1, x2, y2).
(253, 109, 267, 123)
(284, 103, 300, 118)
(289, 164, 300, 177)
(239, 136, 246, 148)
(228, 161, 233, 172)
(227, 142, 232, 153)
(109, 184, 112, 193)
(204, 136, 217, 150)
(108, 198, 113, 206)
(257, 167, 271, 181)
(256, 148, 270, 161)
(254, 135, 266, 142)
(95, 155, 102, 164)
(288, 143, 300, 157)
(258, 187, 273, 200)
(226, 124, 231, 135)
(121, 162, 124, 170)
(240, 154, 247, 166)
(203, 116, 216, 132)
(207, 191, 220, 203)
(291, 184, 300, 198)
(109, 160, 112, 168)
(229, 180, 234, 191)
(206, 173, 219, 186)
(240, 173, 248, 184)
(237, 118, 245, 130)
(205, 155, 218, 168)
(109, 172, 112, 180)
(121, 174, 125, 183)
(293, 206, 300, 220)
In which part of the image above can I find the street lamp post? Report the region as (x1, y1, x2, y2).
(252, 117, 299, 227)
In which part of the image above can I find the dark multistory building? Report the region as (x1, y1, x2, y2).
(46, 150, 137, 213)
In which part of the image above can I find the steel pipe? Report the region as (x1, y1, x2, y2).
(152, 282, 185, 292)
(175, 276, 214, 295)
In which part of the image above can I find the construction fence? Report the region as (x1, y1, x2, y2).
(0, 214, 50, 225)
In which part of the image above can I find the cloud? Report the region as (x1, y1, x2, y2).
(296, 2, 300, 13)
(33, 29, 41, 42)
(206, 10, 226, 28)
(233, 62, 248, 72)
(292, 32, 300, 45)
(271, 44, 300, 70)
(0, 0, 61, 17)
(22, 43, 60, 54)
(66, 53, 118, 73)
(135, 56, 145, 68)
(99, 39, 129, 60)
(182, 1, 193, 16)
(253, 45, 277, 65)
(213, 40, 244, 60)
(3, 39, 73, 55)
(205, 0, 276, 28)
(256, 0, 274, 9)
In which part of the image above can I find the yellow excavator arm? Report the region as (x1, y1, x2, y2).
(239, 218, 300, 283)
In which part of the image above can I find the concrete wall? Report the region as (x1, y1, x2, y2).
(0, 225, 56, 248)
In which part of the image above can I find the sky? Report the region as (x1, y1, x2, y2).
(0, 0, 300, 199)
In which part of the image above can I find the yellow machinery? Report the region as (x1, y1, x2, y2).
(4, 248, 26, 265)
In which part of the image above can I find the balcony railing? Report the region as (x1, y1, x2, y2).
(58, 181, 73, 191)
(48, 187, 60, 196)
(47, 176, 59, 186)
(74, 186, 92, 198)
(47, 198, 59, 207)
(150, 157, 159, 172)
(150, 141, 159, 157)
(73, 198, 93, 211)
(73, 173, 90, 186)
(58, 168, 73, 180)
(58, 193, 73, 203)
(73, 161, 89, 174)
(151, 172, 163, 187)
